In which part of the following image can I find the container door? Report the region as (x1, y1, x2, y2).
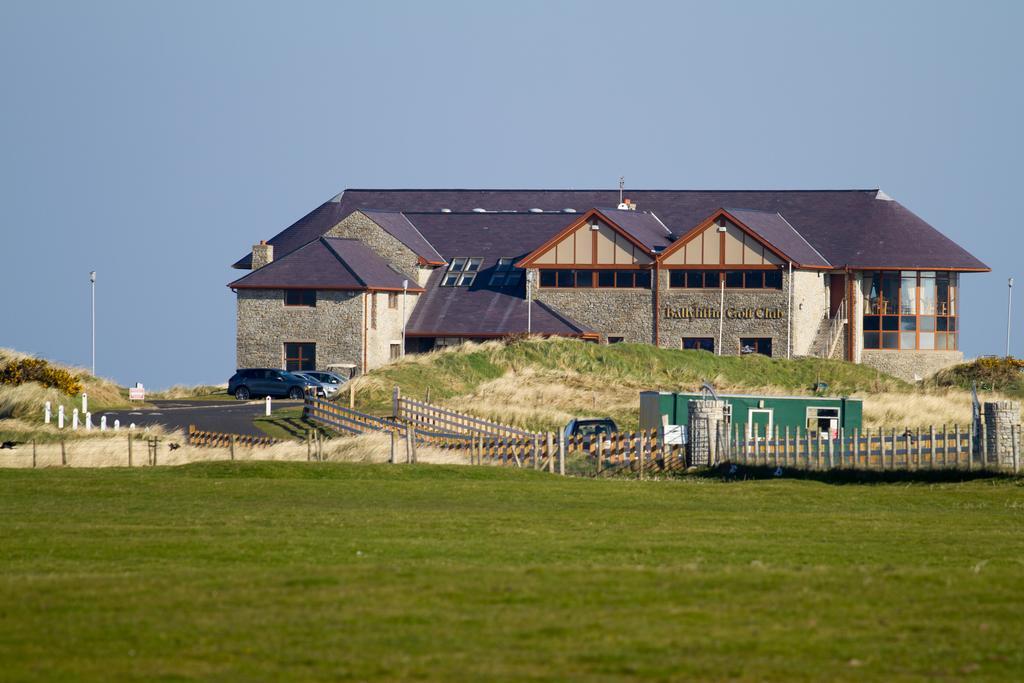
(747, 409, 773, 439)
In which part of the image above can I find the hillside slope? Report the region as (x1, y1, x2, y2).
(349, 338, 931, 430)
(0, 348, 130, 426)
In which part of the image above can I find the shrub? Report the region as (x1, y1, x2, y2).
(0, 358, 83, 396)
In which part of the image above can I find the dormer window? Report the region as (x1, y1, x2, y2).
(489, 258, 523, 287)
(442, 257, 483, 287)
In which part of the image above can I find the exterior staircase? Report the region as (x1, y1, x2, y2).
(808, 300, 848, 360)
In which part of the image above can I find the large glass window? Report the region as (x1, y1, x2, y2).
(538, 269, 651, 289)
(862, 271, 959, 350)
(668, 269, 779, 289)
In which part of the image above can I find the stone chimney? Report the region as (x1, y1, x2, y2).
(251, 240, 274, 269)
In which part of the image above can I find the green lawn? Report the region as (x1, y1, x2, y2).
(1, 464, 1022, 681)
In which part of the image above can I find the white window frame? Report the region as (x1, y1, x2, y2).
(442, 257, 483, 287)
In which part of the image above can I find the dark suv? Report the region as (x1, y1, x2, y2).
(228, 369, 315, 400)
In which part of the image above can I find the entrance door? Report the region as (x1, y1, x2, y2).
(829, 274, 846, 317)
(747, 409, 773, 439)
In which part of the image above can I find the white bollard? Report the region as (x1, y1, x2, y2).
(114, 419, 120, 431)
(72, 409, 80, 431)
(100, 415, 107, 431)
(129, 423, 136, 430)
(85, 412, 92, 430)
(82, 393, 88, 413)
(44, 401, 51, 424)
(58, 405, 65, 429)
(265, 396, 272, 416)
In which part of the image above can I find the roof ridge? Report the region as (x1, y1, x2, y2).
(320, 237, 368, 287)
(773, 212, 832, 267)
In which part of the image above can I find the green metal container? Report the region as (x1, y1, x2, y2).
(640, 390, 863, 438)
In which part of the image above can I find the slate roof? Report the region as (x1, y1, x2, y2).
(593, 208, 673, 251)
(232, 189, 988, 271)
(360, 210, 446, 264)
(405, 269, 592, 337)
(723, 208, 831, 268)
(400, 212, 580, 260)
(228, 237, 422, 291)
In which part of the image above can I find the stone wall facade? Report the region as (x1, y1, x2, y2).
(860, 350, 964, 381)
(327, 211, 422, 283)
(791, 270, 828, 356)
(236, 289, 363, 370)
(657, 270, 791, 356)
(364, 290, 419, 369)
(531, 269, 654, 343)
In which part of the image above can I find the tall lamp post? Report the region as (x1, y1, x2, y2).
(1007, 277, 1014, 358)
(90, 271, 96, 375)
(526, 270, 535, 335)
(402, 279, 408, 356)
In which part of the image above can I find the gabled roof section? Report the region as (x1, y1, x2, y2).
(723, 208, 831, 268)
(405, 268, 593, 337)
(515, 208, 660, 268)
(228, 237, 424, 291)
(359, 209, 446, 265)
(658, 208, 831, 268)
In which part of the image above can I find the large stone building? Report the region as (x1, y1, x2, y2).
(229, 189, 989, 381)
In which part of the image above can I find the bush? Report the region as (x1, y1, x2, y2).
(0, 358, 83, 396)
(929, 357, 1024, 396)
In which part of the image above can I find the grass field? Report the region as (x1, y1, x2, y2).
(1, 463, 1022, 681)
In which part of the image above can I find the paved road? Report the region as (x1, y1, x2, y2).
(100, 399, 304, 437)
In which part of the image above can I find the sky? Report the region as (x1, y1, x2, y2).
(1, 0, 1022, 388)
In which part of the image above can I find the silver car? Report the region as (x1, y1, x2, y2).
(297, 371, 347, 398)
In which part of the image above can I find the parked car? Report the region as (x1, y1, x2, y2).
(291, 373, 329, 398)
(300, 370, 348, 397)
(228, 369, 317, 400)
(563, 417, 618, 442)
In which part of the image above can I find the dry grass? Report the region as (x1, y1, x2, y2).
(0, 429, 469, 469)
(0, 347, 129, 422)
(148, 384, 228, 400)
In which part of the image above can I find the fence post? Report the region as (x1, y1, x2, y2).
(968, 421, 975, 471)
(638, 430, 646, 480)
(981, 420, 988, 468)
(349, 383, 355, 410)
(230, 435, 236, 461)
(32, 440, 36, 468)
(558, 431, 566, 476)
(44, 401, 51, 424)
(877, 427, 884, 472)
(532, 434, 539, 471)
(61, 439, 66, 466)
(410, 424, 417, 464)
(390, 430, 396, 464)
(392, 386, 400, 418)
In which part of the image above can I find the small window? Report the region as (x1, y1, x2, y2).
(598, 270, 616, 288)
(540, 270, 556, 287)
(284, 343, 316, 371)
(442, 257, 483, 286)
(388, 292, 399, 309)
(607, 336, 625, 344)
(489, 258, 523, 287)
(740, 338, 772, 356)
(284, 290, 316, 307)
(764, 270, 782, 289)
(390, 343, 402, 360)
(668, 270, 685, 288)
(682, 337, 714, 352)
(725, 271, 744, 288)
